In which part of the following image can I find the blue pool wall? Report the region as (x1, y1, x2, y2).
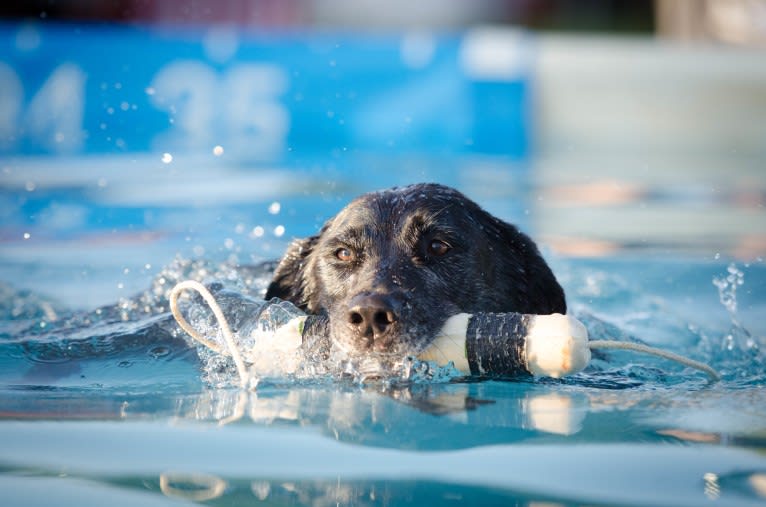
(0, 22, 533, 160)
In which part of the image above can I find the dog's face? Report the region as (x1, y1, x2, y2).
(266, 184, 566, 356)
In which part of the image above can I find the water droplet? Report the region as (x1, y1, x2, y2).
(273, 225, 285, 237)
(23, 232, 31, 240)
(161, 153, 173, 164)
(268, 202, 281, 214)
(213, 145, 224, 156)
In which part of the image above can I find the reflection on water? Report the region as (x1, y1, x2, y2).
(159, 471, 227, 502)
(3, 380, 764, 452)
(169, 385, 586, 439)
(1, 393, 765, 507)
(154, 474, 570, 506)
(153, 470, 766, 506)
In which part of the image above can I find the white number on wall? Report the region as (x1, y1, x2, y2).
(0, 59, 289, 157)
(0, 62, 86, 153)
(149, 60, 289, 158)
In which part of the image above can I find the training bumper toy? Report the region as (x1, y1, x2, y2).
(418, 312, 591, 378)
(169, 280, 719, 389)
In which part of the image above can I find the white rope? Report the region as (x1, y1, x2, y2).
(168, 280, 250, 388)
(589, 340, 720, 381)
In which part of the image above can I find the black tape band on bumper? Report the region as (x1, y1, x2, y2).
(466, 313, 530, 377)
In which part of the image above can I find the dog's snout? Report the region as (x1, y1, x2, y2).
(347, 293, 400, 347)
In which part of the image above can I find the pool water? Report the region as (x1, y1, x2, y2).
(1, 153, 765, 507)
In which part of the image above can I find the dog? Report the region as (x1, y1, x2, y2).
(265, 183, 565, 356)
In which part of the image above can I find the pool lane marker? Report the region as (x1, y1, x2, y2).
(169, 280, 720, 389)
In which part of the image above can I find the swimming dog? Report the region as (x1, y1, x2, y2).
(266, 183, 565, 356)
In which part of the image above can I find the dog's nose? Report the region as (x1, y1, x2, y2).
(347, 293, 400, 346)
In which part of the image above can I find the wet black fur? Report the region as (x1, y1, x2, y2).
(265, 183, 566, 354)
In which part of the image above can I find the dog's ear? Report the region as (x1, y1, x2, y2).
(264, 231, 323, 311)
(492, 218, 567, 315)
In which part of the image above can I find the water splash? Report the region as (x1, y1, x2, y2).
(113, 255, 273, 324)
(710, 263, 763, 378)
(2, 256, 465, 390)
(713, 263, 744, 316)
(173, 282, 458, 389)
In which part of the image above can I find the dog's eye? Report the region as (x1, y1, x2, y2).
(335, 247, 355, 262)
(427, 240, 451, 257)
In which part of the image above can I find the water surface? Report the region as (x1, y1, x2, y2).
(1, 155, 765, 507)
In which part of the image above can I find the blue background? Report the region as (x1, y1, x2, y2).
(0, 22, 531, 159)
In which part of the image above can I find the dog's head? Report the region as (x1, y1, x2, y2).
(266, 183, 565, 356)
